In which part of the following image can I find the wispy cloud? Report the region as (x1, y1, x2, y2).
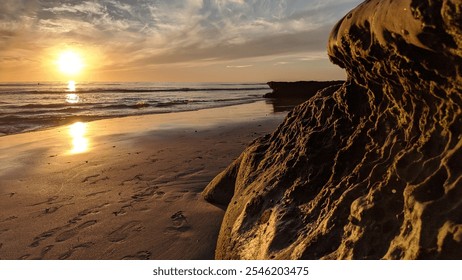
(299, 52, 328, 61)
(43, 2, 105, 15)
(0, 0, 363, 81)
(226, 65, 253, 68)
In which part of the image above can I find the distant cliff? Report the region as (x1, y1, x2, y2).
(204, 0, 462, 260)
(264, 81, 343, 99)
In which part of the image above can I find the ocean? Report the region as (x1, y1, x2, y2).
(0, 81, 270, 136)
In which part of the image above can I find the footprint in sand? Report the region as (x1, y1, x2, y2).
(58, 250, 73, 260)
(19, 254, 31, 260)
(43, 206, 60, 214)
(112, 203, 135, 216)
(29, 196, 59, 206)
(37, 245, 54, 259)
(90, 176, 110, 185)
(30, 195, 74, 206)
(30, 226, 66, 247)
(122, 250, 152, 260)
(165, 211, 190, 233)
(153, 191, 165, 199)
(37, 205, 67, 217)
(58, 242, 95, 260)
(131, 186, 159, 202)
(86, 190, 111, 198)
(163, 193, 183, 203)
(120, 174, 144, 186)
(81, 174, 99, 183)
(108, 221, 144, 243)
(0, 216, 17, 223)
(68, 203, 109, 224)
(55, 220, 97, 242)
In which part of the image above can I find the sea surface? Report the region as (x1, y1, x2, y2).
(0, 81, 270, 135)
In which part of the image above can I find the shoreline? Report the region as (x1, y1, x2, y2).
(0, 82, 272, 137)
(0, 101, 286, 259)
(0, 99, 269, 138)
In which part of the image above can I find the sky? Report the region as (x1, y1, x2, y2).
(0, 0, 363, 82)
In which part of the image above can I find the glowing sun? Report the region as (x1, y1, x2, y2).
(57, 50, 84, 76)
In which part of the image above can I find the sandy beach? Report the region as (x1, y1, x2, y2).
(0, 101, 286, 260)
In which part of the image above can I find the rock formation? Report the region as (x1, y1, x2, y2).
(264, 81, 344, 113)
(264, 81, 344, 99)
(203, 0, 462, 259)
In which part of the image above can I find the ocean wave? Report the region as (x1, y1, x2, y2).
(0, 107, 85, 116)
(0, 86, 269, 95)
(0, 82, 267, 136)
(0, 83, 44, 87)
(155, 100, 189, 107)
(97, 102, 152, 110)
(9, 102, 94, 109)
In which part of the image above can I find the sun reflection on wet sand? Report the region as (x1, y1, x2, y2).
(69, 122, 89, 154)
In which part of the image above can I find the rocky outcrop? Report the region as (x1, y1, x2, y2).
(203, 0, 462, 260)
(264, 81, 344, 98)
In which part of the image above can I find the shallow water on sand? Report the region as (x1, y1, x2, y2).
(0, 82, 270, 135)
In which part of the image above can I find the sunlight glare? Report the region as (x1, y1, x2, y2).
(58, 51, 83, 76)
(67, 80, 76, 91)
(66, 93, 79, 104)
(65, 81, 80, 103)
(69, 122, 89, 154)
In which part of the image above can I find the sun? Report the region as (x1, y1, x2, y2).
(57, 50, 84, 76)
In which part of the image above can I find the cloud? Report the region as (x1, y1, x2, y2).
(299, 52, 328, 61)
(0, 0, 363, 81)
(226, 65, 253, 68)
(43, 2, 105, 15)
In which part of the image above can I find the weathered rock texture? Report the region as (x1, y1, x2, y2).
(203, 0, 462, 259)
(264, 81, 344, 98)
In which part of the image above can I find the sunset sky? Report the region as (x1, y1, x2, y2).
(0, 0, 362, 82)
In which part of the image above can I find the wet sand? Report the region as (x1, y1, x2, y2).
(0, 101, 286, 259)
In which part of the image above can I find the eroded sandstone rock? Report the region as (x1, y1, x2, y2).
(203, 0, 462, 259)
